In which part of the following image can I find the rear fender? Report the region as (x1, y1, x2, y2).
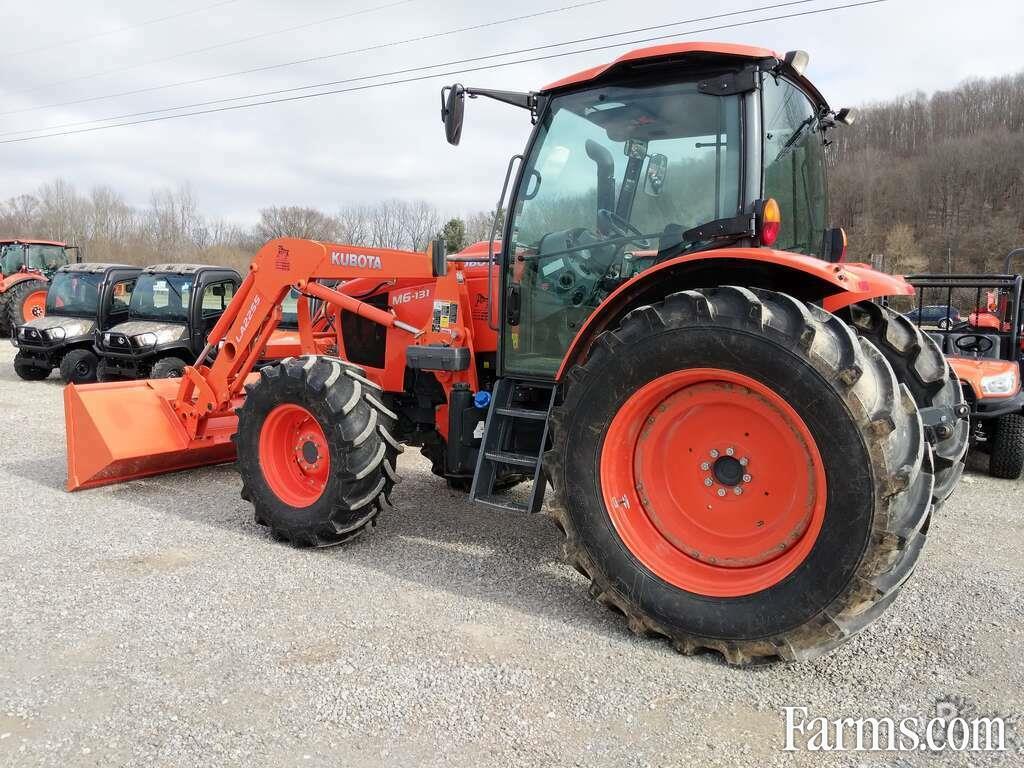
(0, 271, 48, 292)
(556, 247, 914, 379)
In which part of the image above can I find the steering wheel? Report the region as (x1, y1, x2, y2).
(597, 209, 649, 247)
(953, 334, 995, 355)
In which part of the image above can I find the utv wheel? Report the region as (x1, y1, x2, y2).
(5, 280, 48, 329)
(234, 356, 401, 547)
(150, 357, 187, 379)
(988, 412, 1024, 479)
(545, 287, 934, 664)
(13, 353, 50, 381)
(59, 349, 99, 384)
(845, 301, 969, 504)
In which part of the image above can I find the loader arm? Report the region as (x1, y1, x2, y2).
(172, 237, 439, 438)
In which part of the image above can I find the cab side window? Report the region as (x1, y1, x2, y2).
(111, 279, 134, 314)
(201, 280, 235, 318)
(761, 75, 828, 256)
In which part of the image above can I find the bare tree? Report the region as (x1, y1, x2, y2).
(255, 205, 338, 242)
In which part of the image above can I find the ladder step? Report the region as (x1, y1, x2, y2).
(483, 450, 537, 468)
(475, 494, 530, 513)
(494, 406, 548, 420)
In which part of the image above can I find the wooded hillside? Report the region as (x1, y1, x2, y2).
(829, 71, 1024, 273)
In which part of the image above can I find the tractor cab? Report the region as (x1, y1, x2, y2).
(442, 43, 853, 377)
(12, 263, 141, 383)
(94, 263, 240, 380)
(0, 239, 81, 334)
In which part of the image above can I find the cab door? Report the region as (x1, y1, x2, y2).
(191, 273, 239, 353)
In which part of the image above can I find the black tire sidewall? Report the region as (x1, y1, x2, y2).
(150, 357, 187, 379)
(236, 368, 357, 536)
(561, 325, 875, 642)
(60, 349, 98, 384)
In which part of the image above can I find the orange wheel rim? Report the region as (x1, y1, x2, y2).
(22, 290, 46, 321)
(258, 403, 330, 507)
(600, 368, 827, 597)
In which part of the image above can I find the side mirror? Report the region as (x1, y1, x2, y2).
(823, 227, 847, 263)
(440, 84, 466, 146)
(643, 154, 669, 197)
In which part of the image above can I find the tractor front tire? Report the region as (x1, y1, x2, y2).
(13, 352, 50, 381)
(545, 287, 935, 664)
(150, 357, 187, 379)
(59, 349, 99, 384)
(234, 356, 401, 547)
(845, 301, 968, 504)
(4, 280, 48, 330)
(988, 412, 1024, 479)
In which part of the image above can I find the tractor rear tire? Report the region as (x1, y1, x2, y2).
(234, 355, 401, 547)
(13, 352, 50, 381)
(59, 349, 99, 384)
(845, 301, 968, 505)
(150, 357, 187, 379)
(545, 287, 935, 664)
(4, 280, 48, 330)
(988, 412, 1024, 479)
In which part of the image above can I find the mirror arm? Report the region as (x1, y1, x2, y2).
(464, 88, 539, 119)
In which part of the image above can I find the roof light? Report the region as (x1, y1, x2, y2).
(783, 50, 809, 77)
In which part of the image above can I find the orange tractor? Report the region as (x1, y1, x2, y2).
(0, 239, 81, 334)
(64, 42, 969, 663)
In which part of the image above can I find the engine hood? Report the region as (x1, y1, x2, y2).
(106, 320, 187, 344)
(20, 315, 96, 339)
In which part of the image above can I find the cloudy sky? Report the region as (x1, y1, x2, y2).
(1, 0, 1021, 224)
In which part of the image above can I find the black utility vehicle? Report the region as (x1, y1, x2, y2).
(12, 263, 141, 383)
(94, 263, 240, 380)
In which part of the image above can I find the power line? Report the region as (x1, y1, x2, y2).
(9, 0, 418, 96)
(6, 0, 243, 57)
(0, 0, 610, 118)
(0, 0, 887, 146)
(0, 0, 808, 138)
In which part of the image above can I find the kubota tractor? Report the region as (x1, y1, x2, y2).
(12, 263, 142, 383)
(93, 263, 241, 380)
(0, 239, 81, 334)
(64, 43, 969, 664)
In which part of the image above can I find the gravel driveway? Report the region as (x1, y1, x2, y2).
(1, 340, 1021, 767)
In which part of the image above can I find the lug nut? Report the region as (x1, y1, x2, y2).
(742, 474, 752, 483)
(700, 462, 710, 470)
(704, 478, 713, 487)
(726, 447, 735, 456)
(733, 486, 743, 495)
(739, 457, 748, 466)
(717, 488, 726, 497)
(710, 449, 719, 458)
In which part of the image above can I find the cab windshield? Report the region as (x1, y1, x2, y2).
(504, 79, 743, 375)
(46, 272, 104, 316)
(129, 273, 193, 323)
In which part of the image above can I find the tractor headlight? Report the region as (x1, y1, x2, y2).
(134, 332, 158, 347)
(981, 370, 1018, 396)
(46, 327, 66, 341)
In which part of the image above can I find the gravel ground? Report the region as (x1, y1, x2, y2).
(0, 339, 1022, 768)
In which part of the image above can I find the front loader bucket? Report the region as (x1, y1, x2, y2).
(65, 379, 239, 491)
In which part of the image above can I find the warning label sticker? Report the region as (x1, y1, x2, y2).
(432, 300, 458, 334)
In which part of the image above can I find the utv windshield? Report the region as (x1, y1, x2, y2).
(129, 273, 193, 323)
(45, 272, 104, 316)
(504, 79, 743, 375)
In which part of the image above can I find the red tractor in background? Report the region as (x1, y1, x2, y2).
(63, 43, 969, 664)
(0, 239, 81, 335)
